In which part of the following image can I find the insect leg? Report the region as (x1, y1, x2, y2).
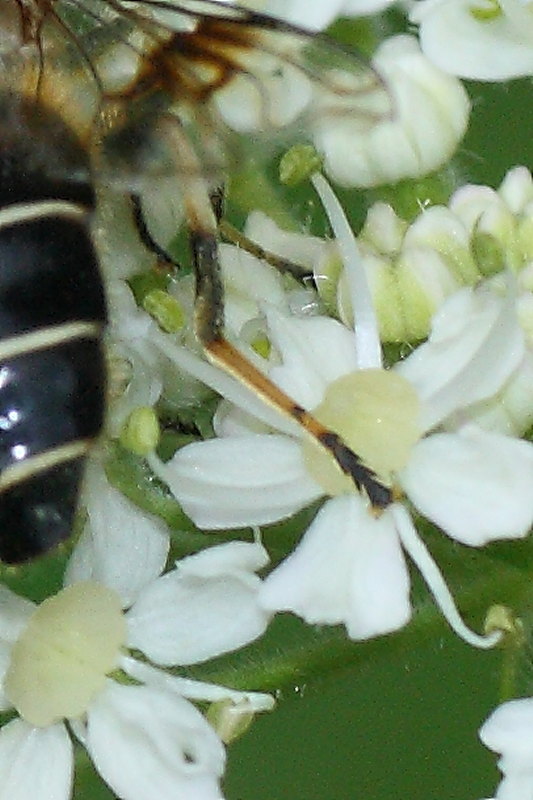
(219, 220, 312, 281)
(159, 118, 392, 509)
(130, 192, 182, 270)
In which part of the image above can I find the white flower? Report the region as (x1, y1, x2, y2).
(0, 469, 273, 800)
(298, 166, 533, 344)
(479, 697, 533, 799)
(148, 176, 533, 646)
(312, 35, 470, 188)
(411, 0, 533, 80)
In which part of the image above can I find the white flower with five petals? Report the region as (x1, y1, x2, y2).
(149, 176, 533, 646)
(0, 467, 273, 800)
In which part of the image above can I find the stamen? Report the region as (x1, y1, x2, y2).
(121, 655, 275, 711)
(311, 173, 382, 369)
(392, 505, 502, 649)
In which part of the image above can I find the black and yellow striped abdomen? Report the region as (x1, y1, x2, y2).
(0, 96, 107, 563)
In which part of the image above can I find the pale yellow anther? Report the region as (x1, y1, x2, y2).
(5, 582, 126, 727)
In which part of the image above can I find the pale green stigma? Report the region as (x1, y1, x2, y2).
(5, 582, 126, 727)
(302, 370, 421, 496)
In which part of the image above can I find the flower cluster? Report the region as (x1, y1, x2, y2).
(3, 0, 533, 798)
(149, 172, 533, 648)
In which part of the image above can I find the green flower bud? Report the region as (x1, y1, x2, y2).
(120, 407, 160, 455)
(279, 145, 323, 187)
(143, 289, 185, 333)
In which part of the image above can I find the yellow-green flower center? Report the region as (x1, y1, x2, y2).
(302, 369, 421, 496)
(5, 582, 127, 727)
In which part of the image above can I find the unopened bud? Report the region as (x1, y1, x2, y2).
(143, 289, 185, 333)
(120, 407, 160, 455)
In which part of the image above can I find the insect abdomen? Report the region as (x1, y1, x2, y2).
(0, 99, 107, 563)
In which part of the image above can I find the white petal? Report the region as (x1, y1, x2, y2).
(259, 495, 412, 640)
(65, 465, 169, 607)
(413, 0, 533, 80)
(220, 244, 286, 335)
(0, 719, 72, 800)
(121, 656, 275, 712)
(178, 539, 269, 577)
(342, 0, 396, 13)
(266, 309, 359, 408)
(215, 57, 311, 132)
(259, 0, 343, 29)
(480, 699, 533, 765)
(127, 541, 271, 665)
(213, 401, 272, 438)
(490, 774, 533, 800)
(499, 166, 533, 214)
(137, 176, 184, 252)
(451, 350, 533, 436)
(0, 585, 34, 644)
(159, 434, 322, 528)
(87, 682, 225, 800)
(244, 211, 325, 271)
(397, 285, 524, 430)
(400, 428, 533, 545)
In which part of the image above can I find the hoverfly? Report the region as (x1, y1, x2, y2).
(0, 0, 392, 563)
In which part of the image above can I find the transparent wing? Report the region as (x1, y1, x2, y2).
(4, 0, 392, 186)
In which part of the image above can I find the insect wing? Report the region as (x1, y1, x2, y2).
(8, 0, 392, 186)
